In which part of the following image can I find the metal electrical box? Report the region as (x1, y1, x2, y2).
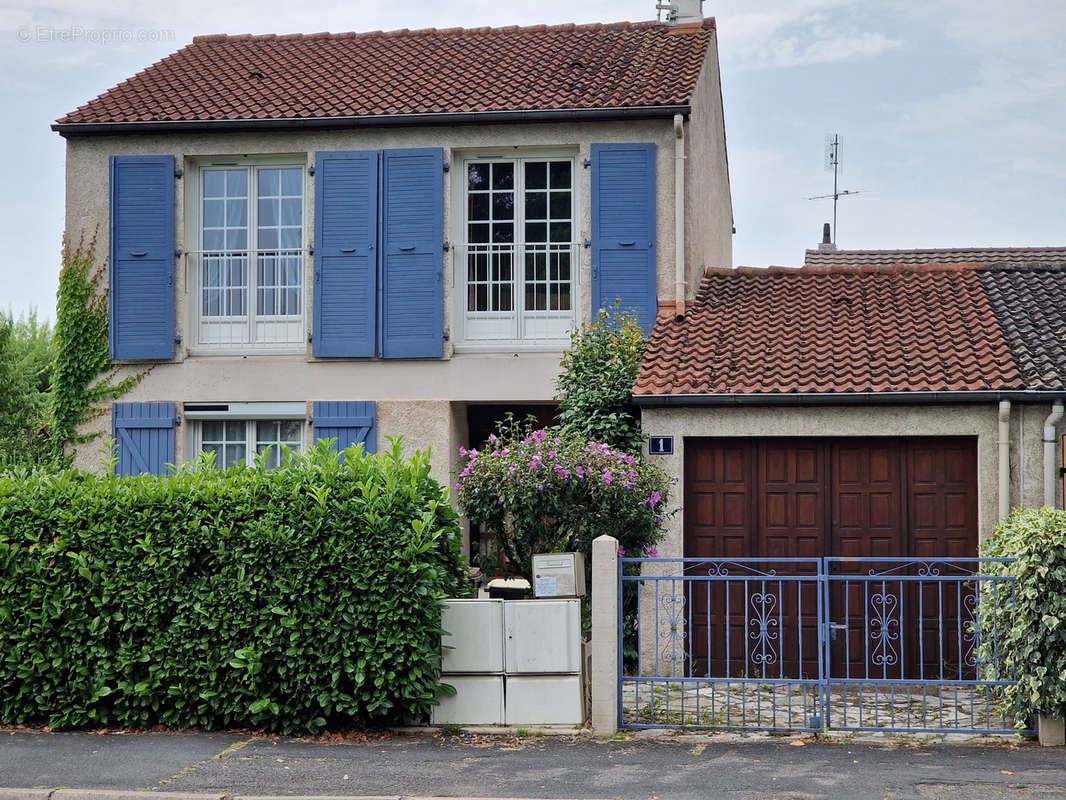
(435, 597, 584, 727)
(441, 599, 504, 673)
(504, 675, 583, 725)
(504, 599, 581, 674)
(431, 675, 504, 725)
(532, 552, 586, 597)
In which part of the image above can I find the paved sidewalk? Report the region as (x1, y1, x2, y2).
(1, 729, 1064, 799)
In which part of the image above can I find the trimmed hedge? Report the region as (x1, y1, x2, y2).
(0, 439, 467, 733)
(982, 507, 1066, 727)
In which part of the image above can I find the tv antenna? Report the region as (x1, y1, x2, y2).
(806, 134, 861, 245)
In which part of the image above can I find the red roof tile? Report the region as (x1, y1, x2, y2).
(58, 20, 715, 126)
(804, 246, 1066, 267)
(634, 263, 1023, 397)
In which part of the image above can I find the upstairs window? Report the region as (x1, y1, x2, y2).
(458, 156, 577, 346)
(192, 162, 306, 351)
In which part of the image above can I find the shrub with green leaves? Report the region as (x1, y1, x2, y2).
(453, 419, 672, 580)
(981, 507, 1066, 727)
(555, 305, 646, 455)
(0, 439, 466, 733)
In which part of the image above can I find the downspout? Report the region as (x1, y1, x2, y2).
(998, 401, 1011, 521)
(673, 113, 686, 317)
(1043, 401, 1064, 507)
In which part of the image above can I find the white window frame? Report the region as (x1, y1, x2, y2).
(187, 156, 309, 355)
(185, 402, 307, 468)
(453, 149, 581, 351)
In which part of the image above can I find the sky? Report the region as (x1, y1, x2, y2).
(1, 0, 1064, 319)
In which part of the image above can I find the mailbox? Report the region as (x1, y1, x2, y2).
(532, 552, 586, 598)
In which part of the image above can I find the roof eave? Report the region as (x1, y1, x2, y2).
(633, 390, 1066, 407)
(52, 105, 692, 137)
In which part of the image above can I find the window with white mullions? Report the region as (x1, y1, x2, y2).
(195, 163, 305, 351)
(256, 168, 303, 317)
(460, 156, 576, 345)
(202, 169, 248, 318)
(198, 419, 303, 469)
(200, 420, 248, 469)
(255, 419, 303, 468)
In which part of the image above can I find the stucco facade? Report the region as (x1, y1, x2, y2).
(64, 112, 733, 482)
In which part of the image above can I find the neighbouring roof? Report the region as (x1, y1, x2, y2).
(804, 246, 1066, 267)
(56, 19, 715, 129)
(634, 261, 1066, 399)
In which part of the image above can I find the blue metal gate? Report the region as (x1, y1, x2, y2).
(618, 557, 1024, 734)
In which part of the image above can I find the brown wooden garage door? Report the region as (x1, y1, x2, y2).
(684, 438, 978, 678)
(684, 438, 978, 561)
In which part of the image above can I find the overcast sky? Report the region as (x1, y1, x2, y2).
(2, 0, 1064, 319)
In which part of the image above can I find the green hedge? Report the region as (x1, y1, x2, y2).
(982, 507, 1066, 727)
(0, 440, 467, 733)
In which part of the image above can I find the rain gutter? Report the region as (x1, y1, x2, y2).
(52, 105, 692, 136)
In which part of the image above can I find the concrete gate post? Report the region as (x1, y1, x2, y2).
(1039, 714, 1065, 746)
(591, 534, 619, 736)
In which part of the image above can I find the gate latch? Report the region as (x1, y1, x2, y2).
(825, 622, 847, 641)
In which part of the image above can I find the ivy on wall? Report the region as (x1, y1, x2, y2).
(50, 234, 143, 462)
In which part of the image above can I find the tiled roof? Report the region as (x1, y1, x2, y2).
(633, 262, 1066, 398)
(805, 246, 1066, 267)
(58, 20, 715, 126)
(977, 263, 1066, 391)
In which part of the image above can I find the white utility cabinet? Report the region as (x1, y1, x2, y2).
(504, 675, 583, 725)
(441, 598, 504, 673)
(434, 596, 584, 727)
(504, 599, 581, 673)
(432, 675, 504, 725)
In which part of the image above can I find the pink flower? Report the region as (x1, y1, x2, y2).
(646, 546, 659, 558)
(488, 433, 497, 443)
(459, 446, 468, 457)
(648, 490, 662, 508)
(454, 483, 462, 491)
(617, 545, 626, 557)
(603, 471, 613, 485)
(548, 450, 557, 460)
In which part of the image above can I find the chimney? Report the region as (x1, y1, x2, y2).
(658, 0, 703, 25)
(818, 222, 837, 251)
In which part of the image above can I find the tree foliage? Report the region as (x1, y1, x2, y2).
(0, 439, 467, 732)
(555, 305, 647, 455)
(0, 310, 54, 466)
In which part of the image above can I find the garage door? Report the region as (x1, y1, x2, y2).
(684, 438, 978, 561)
(684, 437, 978, 678)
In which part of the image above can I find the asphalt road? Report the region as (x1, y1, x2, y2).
(1, 730, 1064, 800)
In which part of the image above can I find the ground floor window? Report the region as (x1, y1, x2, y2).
(197, 418, 304, 468)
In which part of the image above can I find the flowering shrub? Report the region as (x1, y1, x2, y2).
(454, 420, 672, 579)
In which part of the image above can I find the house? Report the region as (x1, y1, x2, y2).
(53, 3, 733, 557)
(635, 258, 1066, 562)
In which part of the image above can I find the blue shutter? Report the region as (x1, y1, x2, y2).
(313, 151, 378, 357)
(312, 401, 377, 456)
(379, 148, 444, 358)
(109, 155, 175, 360)
(590, 143, 657, 332)
(112, 402, 177, 476)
